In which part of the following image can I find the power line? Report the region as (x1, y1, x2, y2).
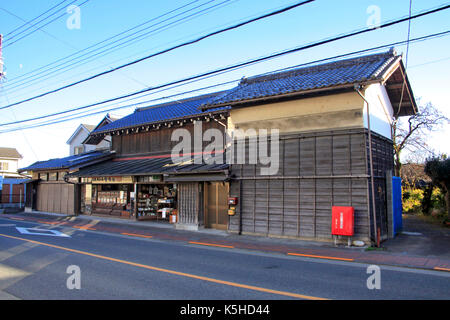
(2, 3, 447, 129)
(2, 0, 89, 48)
(1, 29, 449, 133)
(1, 80, 241, 134)
(3, 0, 73, 38)
(2, 0, 236, 96)
(0, 0, 316, 110)
(0, 84, 40, 160)
(396, 0, 413, 118)
(0, 5, 79, 50)
(1, 0, 215, 89)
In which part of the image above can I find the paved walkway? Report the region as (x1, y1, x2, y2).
(2, 211, 449, 273)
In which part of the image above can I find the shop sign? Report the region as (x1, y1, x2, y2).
(92, 176, 133, 184)
(138, 175, 162, 183)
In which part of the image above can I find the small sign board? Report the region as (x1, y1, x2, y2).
(92, 176, 133, 184)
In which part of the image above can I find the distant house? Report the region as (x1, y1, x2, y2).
(18, 150, 113, 214)
(67, 124, 96, 156)
(18, 114, 120, 214)
(67, 114, 120, 155)
(0, 147, 24, 178)
(0, 147, 29, 208)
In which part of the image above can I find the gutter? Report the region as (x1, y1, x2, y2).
(354, 84, 379, 247)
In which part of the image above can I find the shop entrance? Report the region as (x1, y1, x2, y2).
(205, 182, 229, 230)
(137, 183, 176, 221)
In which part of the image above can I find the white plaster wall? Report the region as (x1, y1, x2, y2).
(0, 159, 19, 174)
(362, 83, 394, 140)
(69, 128, 96, 155)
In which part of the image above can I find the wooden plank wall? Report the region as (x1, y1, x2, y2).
(229, 129, 380, 241)
(112, 121, 224, 156)
(367, 131, 394, 240)
(178, 183, 201, 226)
(36, 182, 74, 215)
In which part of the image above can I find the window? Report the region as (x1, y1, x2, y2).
(74, 146, 84, 155)
(38, 173, 48, 181)
(49, 173, 57, 181)
(0, 162, 9, 171)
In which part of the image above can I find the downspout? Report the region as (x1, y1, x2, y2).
(354, 84, 379, 247)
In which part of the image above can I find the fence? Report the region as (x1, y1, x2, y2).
(0, 192, 25, 205)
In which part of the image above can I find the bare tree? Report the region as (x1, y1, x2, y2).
(392, 102, 448, 177)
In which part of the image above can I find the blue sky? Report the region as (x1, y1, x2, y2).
(0, 0, 449, 167)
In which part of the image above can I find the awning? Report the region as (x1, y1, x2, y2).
(24, 179, 40, 184)
(165, 173, 228, 182)
(67, 155, 229, 179)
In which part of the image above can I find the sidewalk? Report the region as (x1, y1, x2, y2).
(3, 211, 450, 273)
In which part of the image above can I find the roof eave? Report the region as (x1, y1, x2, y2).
(90, 109, 230, 137)
(66, 124, 91, 145)
(201, 81, 380, 110)
(381, 59, 417, 117)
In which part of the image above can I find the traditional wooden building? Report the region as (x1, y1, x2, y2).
(21, 50, 415, 245)
(18, 150, 113, 215)
(201, 50, 416, 243)
(69, 92, 231, 230)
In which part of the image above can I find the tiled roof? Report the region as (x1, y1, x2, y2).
(18, 150, 112, 172)
(203, 51, 400, 108)
(92, 91, 230, 135)
(0, 147, 22, 159)
(68, 156, 229, 177)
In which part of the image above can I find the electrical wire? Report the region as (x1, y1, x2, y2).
(2, 0, 90, 48)
(396, 0, 413, 117)
(1, 0, 222, 92)
(2, 0, 237, 98)
(2, 2, 447, 129)
(0, 0, 316, 110)
(3, 0, 73, 38)
(1, 29, 448, 133)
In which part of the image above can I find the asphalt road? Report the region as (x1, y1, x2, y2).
(0, 217, 449, 301)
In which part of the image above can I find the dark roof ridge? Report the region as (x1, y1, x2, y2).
(136, 90, 227, 112)
(241, 50, 396, 85)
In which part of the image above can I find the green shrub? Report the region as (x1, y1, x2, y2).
(431, 187, 446, 209)
(402, 187, 424, 213)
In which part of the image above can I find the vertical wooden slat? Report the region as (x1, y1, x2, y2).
(313, 136, 317, 238)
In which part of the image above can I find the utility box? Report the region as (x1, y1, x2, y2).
(331, 206, 354, 236)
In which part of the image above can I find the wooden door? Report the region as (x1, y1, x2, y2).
(205, 182, 229, 230)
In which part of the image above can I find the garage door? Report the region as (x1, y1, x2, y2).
(36, 182, 75, 215)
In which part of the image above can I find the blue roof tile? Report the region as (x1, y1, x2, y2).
(92, 91, 229, 134)
(19, 150, 112, 172)
(203, 51, 399, 107)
